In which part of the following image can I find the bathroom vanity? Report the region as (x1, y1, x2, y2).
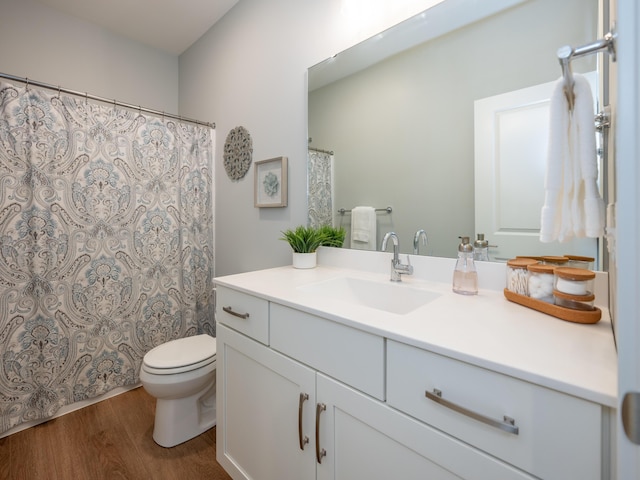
(214, 248, 617, 480)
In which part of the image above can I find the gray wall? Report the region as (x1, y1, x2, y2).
(0, 0, 179, 113)
(179, 0, 436, 276)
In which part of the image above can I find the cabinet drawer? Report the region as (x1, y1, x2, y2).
(270, 303, 384, 400)
(387, 340, 602, 480)
(216, 286, 269, 344)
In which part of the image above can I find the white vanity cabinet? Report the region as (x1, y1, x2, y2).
(216, 286, 538, 480)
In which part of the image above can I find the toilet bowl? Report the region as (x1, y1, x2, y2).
(139, 334, 217, 447)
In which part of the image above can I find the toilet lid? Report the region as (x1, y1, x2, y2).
(143, 334, 217, 370)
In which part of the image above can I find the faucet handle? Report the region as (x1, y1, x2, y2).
(403, 255, 414, 274)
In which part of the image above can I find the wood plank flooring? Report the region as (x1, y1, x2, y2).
(0, 386, 232, 480)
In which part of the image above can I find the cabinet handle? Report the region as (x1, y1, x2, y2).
(315, 403, 327, 463)
(298, 393, 310, 450)
(222, 306, 250, 319)
(425, 388, 519, 435)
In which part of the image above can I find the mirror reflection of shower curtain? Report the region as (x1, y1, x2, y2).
(307, 149, 334, 228)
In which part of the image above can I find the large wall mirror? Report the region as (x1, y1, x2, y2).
(308, 0, 607, 268)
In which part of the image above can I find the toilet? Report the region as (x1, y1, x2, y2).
(139, 334, 217, 447)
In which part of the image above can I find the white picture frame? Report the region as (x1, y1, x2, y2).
(254, 156, 288, 208)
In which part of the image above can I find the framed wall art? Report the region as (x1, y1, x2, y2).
(254, 156, 288, 208)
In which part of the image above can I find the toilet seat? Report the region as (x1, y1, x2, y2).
(142, 334, 217, 375)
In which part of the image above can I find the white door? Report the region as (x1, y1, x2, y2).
(474, 74, 599, 263)
(616, 0, 640, 477)
(217, 325, 316, 480)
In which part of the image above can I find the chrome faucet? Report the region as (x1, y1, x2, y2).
(413, 229, 428, 255)
(381, 232, 413, 282)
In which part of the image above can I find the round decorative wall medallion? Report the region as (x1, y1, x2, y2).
(223, 126, 253, 180)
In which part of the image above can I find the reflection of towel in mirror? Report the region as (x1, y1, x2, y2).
(350, 206, 377, 250)
(540, 73, 604, 243)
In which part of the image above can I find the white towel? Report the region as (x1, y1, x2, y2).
(540, 74, 604, 243)
(350, 206, 376, 250)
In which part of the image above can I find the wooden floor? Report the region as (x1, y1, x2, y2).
(0, 387, 232, 480)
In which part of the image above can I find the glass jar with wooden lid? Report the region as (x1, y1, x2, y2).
(506, 258, 538, 295)
(541, 255, 569, 266)
(563, 255, 595, 270)
(527, 263, 555, 303)
(554, 267, 595, 296)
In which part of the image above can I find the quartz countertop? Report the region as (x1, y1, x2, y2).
(214, 248, 617, 408)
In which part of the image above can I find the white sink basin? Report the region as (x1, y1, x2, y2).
(298, 276, 440, 315)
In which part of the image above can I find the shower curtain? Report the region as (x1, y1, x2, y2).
(307, 149, 334, 228)
(0, 81, 215, 435)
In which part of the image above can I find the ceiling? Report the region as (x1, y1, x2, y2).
(34, 0, 240, 55)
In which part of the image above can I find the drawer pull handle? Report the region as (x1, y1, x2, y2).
(315, 403, 327, 463)
(298, 393, 310, 450)
(222, 306, 250, 319)
(425, 388, 519, 435)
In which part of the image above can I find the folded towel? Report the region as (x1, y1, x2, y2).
(350, 206, 376, 250)
(540, 73, 604, 243)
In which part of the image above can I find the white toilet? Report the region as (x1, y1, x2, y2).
(139, 334, 217, 447)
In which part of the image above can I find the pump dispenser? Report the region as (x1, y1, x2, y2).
(453, 236, 478, 295)
(473, 234, 490, 261)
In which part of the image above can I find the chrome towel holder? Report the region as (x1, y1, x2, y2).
(557, 29, 617, 111)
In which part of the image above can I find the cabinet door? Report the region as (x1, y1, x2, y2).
(217, 324, 316, 480)
(316, 373, 534, 480)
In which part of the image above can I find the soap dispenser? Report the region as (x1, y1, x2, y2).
(473, 234, 490, 262)
(453, 236, 478, 295)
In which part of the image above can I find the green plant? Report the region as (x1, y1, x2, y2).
(318, 225, 346, 248)
(280, 225, 325, 253)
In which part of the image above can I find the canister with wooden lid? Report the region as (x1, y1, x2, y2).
(506, 258, 538, 295)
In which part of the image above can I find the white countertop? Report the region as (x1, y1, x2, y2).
(214, 248, 618, 408)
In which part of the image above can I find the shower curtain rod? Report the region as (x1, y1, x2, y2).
(0, 72, 216, 129)
(308, 146, 334, 155)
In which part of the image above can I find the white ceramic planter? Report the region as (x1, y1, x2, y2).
(292, 252, 317, 269)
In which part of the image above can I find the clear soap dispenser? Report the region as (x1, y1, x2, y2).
(473, 233, 490, 262)
(453, 236, 478, 295)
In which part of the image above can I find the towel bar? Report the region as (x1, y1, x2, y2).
(338, 206, 392, 215)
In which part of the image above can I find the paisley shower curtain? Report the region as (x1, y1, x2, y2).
(307, 149, 334, 228)
(0, 81, 215, 435)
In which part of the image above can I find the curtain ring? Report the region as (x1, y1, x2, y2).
(57, 86, 61, 98)
(25, 78, 29, 91)
(85, 92, 88, 104)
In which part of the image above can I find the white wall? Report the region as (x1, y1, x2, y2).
(179, 0, 440, 276)
(0, 0, 179, 113)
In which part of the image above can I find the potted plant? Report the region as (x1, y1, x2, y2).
(280, 225, 325, 268)
(318, 225, 346, 248)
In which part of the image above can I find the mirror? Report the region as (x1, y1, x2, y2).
(307, 0, 603, 265)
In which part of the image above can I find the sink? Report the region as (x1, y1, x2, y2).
(298, 276, 440, 315)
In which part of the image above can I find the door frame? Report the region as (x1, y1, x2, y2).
(615, 0, 640, 477)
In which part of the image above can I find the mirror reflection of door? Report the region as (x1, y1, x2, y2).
(474, 71, 599, 265)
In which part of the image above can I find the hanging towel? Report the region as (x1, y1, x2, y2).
(540, 73, 605, 243)
(350, 206, 377, 250)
